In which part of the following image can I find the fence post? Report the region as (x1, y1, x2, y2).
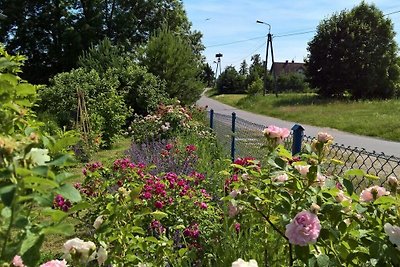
(291, 124, 304, 155)
(209, 109, 214, 129)
(231, 112, 236, 162)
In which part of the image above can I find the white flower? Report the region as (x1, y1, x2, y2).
(93, 215, 104, 230)
(97, 246, 108, 266)
(232, 258, 258, 267)
(272, 173, 289, 183)
(384, 223, 400, 251)
(316, 173, 326, 187)
(63, 238, 96, 263)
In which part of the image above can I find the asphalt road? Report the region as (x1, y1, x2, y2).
(197, 94, 400, 158)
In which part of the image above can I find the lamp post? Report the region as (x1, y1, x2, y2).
(256, 20, 276, 96)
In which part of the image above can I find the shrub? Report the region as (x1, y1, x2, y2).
(247, 76, 263, 95)
(0, 46, 83, 266)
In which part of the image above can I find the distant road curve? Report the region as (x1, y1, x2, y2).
(196, 93, 400, 158)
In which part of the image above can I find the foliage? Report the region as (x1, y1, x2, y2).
(216, 66, 245, 94)
(38, 68, 128, 150)
(306, 1, 400, 99)
(78, 157, 223, 266)
(141, 26, 204, 104)
(129, 102, 214, 145)
(0, 0, 201, 84)
(221, 128, 400, 265)
(200, 62, 215, 87)
(0, 47, 83, 266)
(247, 76, 263, 96)
(77, 37, 134, 77)
(277, 73, 308, 92)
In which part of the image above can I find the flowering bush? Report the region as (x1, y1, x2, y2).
(129, 102, 214, 144)
(78, 156, 223, 265)
(222, 125, 400, 265)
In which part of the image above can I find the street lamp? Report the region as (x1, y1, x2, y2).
(256, 20, 276, 96)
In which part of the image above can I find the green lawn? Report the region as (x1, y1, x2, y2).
(211, 93, 400, 142)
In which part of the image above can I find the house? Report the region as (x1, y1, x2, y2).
(270, 60, 305, 77)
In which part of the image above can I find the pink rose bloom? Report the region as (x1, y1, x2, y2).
(335, 190, 352, 203)
(273, 173, 289, 183)
(294, 165, 310, 176)
(12, 255, 25, 267)
(384, 223, 400, 251)
(316, 173, 326, 187)
(360, 185, 389, 202)
(262, 125, 290, 140)
(40, 259, 69, 267)
(317, 132, 333, 143)
(285, 210, 321, 246)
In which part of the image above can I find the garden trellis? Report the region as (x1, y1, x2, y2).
(208, 110, 400, 190)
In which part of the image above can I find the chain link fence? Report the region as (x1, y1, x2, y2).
(208, 110, 400, 189)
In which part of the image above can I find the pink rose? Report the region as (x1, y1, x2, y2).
(12, 255, 25, 267)
(39, 259, 69, 267)
(360, 185, 389, 202)
(294, 165, 310, 176)
(316, 173, 326, 187)
(335, 190, 352, 203)
(262, 125, 290, 141)
(273, 173, 289, 182)
(317, 132, 333, 143)
(285, 210, 321, 246)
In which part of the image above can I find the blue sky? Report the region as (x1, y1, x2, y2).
(182, 0, 400, 70)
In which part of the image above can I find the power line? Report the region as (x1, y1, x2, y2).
(274, 30, 315, 38)
(385, 10, 400, 16)
(206, 35, 266, 48)
(224, 41, 266, 66)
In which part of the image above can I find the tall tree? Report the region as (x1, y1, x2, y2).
(239, 59, 248, 76)
(0, 0, 203, 84)
(141, 26, 203, 104)
(306, 1, 400, 98)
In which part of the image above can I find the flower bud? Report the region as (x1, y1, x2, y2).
(388, 175, 398, 188)
(310, 203, 320, 214)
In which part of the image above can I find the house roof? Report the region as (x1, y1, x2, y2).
(271, 61, 305, 76)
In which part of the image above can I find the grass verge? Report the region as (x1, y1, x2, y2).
(211, 93, 400, 142)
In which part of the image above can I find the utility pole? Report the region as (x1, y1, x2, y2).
(257, 20, 277, 96)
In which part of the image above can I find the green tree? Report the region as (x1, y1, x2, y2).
(216, 66, 242, 94)
(199, 62, 215, 87)
(306, 1, 400, 98)
(246, 54, 264, 90)
(239, 59, 248, 76)
(0, 0, 202, 84)
(141, 26, 203, 104)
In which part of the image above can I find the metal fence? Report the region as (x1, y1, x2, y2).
(208, 110, 400, 190)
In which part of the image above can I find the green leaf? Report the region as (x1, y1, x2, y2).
(41, 208, 68, 222)
(179, 248, 188, 257)
(131, 226, 145, 235)
(1, 207, 11, 218)
(365, 174, 379, 180)
(20, 232, 41, 255)
(295, 245, 310, 264)
(374, 195, 397, 206)
(344, 169, 365, 177)
(55, 172, 80, 183)
(343, 178, 354, 196)
(55, 184, 81, 202)
(68, 202, 91, 213)
(21, 234, 44, 267)
(317, 254, 330, 267)
(41, 223, 74, 235)
(47, 154, 75, 166)
(24, 176, 59, 190)
(151, 210, 168, 220)
(0, 184, 16, 206)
